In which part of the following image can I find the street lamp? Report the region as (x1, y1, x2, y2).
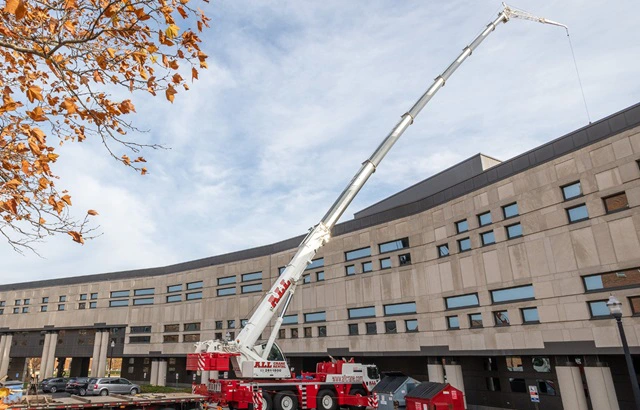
(108, 339, 115, 377)
(607, 295, 640, 409)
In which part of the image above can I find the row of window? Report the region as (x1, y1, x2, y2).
(439, 222, 523, 257)
(455, 203, 520, 235)
(344, 238, 410, 262)
(447, 307, 539, 329)
(345, 253, 411, 276)
(129, 334, 200, 344)
(346, 302, 417, 319)
(348, 319, 418, 335)
(278, 326, 327, 339)
(445, 284, 534, 310)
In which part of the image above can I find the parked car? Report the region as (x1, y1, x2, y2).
(41, 377, 69, 393)
(86, 377, 140, 396)
(65, 377, 90, 396)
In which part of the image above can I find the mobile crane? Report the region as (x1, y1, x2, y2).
(187, 4, 567, 410)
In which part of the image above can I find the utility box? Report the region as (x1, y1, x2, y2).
(372, 372, 420, 410)
(405, 382, 464, 410)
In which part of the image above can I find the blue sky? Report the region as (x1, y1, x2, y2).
(5, 0, 640, 283)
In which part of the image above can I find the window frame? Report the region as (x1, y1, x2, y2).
(384, 320, 397, 334)
(362, 261, 373, 273)
(304, 311, 326, 323)
(348, 306, 376, 319)
(186, 281, 203, 290)
(398, 253, 412, 266)
(629, 295, 640, 316)
(468, 313, 483, 328)
(455, 219, 469, 234)
(444, 293, 480, 310)
(437, 244, 450, 258)
(217, 287, 236, 297)
(521, 307, 540, 324)
(241, 272, 262, 282)
(478, 211, 492, 227)
(490, 284, 535, 305)
(241, 283, 262, 294)
(561, 181, 582, 201)
(446, 315, 460, 330)
(405, 319, 418, 333)
(588, 300, 610, 319)
(582, 269, 640, 293)
(480, 230, 496, 246)
(316, 271, 325, 281)
(457, 237, 471, 252)
(348, 323, 359, 336)
(566, 203, 589, 223)
(345, 265, 356, 276)
(166, 294, 182, 303)
(378, 238, 410, 254)
(345, 247, 372, 261)
(217, 276, 236, 286)
(603, 191, 629, 214)
(186, 291, 203, 300)
(380, 257, 392, 269)
(383, 302, 417, 316)
(502, 202, 519, 219)
(506, 222, 523, 239)
(493, 310, 510, 326)
(365, 322, 377, 335)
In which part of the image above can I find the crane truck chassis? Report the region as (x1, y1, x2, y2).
(187, 4, 566, 410)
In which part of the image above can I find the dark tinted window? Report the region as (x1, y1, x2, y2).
(604, 192, 629, 213)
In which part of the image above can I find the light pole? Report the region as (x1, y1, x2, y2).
(108, 339, 115, 377)
(607, 295, 640, 409)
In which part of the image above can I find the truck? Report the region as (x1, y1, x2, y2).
(187, 4, 568, 410)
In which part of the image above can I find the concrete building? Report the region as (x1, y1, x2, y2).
(1, 102, 640, 409)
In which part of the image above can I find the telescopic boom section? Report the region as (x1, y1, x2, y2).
(235, 4, 565, 354)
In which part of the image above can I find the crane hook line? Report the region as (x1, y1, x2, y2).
(565, 28, 591, 124)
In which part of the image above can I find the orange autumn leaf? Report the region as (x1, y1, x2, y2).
(165, 85, 177, 102)
(87, 209, 98, 216)
(68, 231, 84, 244)
(61, 195, 72, 206)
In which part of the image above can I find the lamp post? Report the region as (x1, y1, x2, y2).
(108, 339, 115, 377)
(607, 295, 640, 409)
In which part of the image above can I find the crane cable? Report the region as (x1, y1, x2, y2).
(565, 27, 592, 124)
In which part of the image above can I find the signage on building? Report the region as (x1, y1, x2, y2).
(529, 385, 540, 403)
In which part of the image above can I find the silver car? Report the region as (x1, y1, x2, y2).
(86, 377, 140, 396)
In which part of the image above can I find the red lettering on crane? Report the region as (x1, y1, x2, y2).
(268, 279, 292, 308)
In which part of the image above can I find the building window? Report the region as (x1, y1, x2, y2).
(362, 261, 373, 273)
(345, 265, 356, 276)
(318, 326, 327, 337)
(486, 377, 501, 392)
(561, 181, 582, 200)
(90, 293, 98, 300)
(458, 237, 471, 252)
(445, 293, 479, 309)
(22, 307, 29, 313)
(129, 336, 151, 344)
(163, 335, 179, 343)
(109, 291, 128, 298)
(380, 258, 392, 269)
(282, 314, 298, 325)
(630, 296, 640, 315)
(166, 294, 181, 303)
(316, 271, 325, 281)
(345, 247, 372, 261)
(217, 287, 236, 296)
(491, 284, 534, 304)
(478, 211, 492, 226)
(348, 324, 359, 335)
(399, 253, 412, 266)
(241, 319, 249, 328)
(79, 294, 87, 301)
(89, 302, 97, 309)
(187, 281, 203, 290)
(130, 326, 152, 333)
(506, 356, 523, 372)
(183, 334, 200, 342)
(59, 295, 67, 302)
(42, 297, 49, 303)
(588, 300, 609, 318)
(379, 238, 410, 253)
(494, 310, 510, 326)
(0, 301, 4, 307)
(348, 306, 376, 319)
(303, 274, 311, 284)
(109, 300, 129, 307)
(437, 244, 449, 258)
(384, 302, 416, 316)
(506, 223, 523, 239)
(583, 268, 640, 292)
(502, 202, 519, 219)
(12, 307, 18, 314)
(228, 320, 235, 328)
(241, 284, 262, 294)
(215, 321, 223, 330)
(290, 328, 298, 339)
(304, 311, 326, 323)
(184, 323, 201, 331)
(40, 305, 48, 312)
(509, 378, 526, 393)
(55, 304, 64, 311)
(278, 329, 286, 339)
(242, 272, 262, 282)
(365, 322, 377, 335)
(532, 357, 552, 372)
(217, 276, 236, 286)
(481, 231, 495, 246)
(0, 308, 4, 315)
(455, 220, 468, 234)
(537, 380, 557, 396)
(15, 299, 21, 306)
(405, 319, 418, 332)
(134, 288, 154, 296)
(186, 291, 203, 300)
(23, 299, 30, 305)
(278, 266, 286, 275)
(447, 316, 460, 329)
(567, 204, 589, 223)
(521, 307, 540, 323)
(167, 284, 182, 293)
(133, 298, 154, 305)
(304, 327, 312, 338)
(306, 258, 325, 270)
(165, 324, 180, 332)
(469, 313, 483, 328)
(78, 303, 86, 310)
(604, 192, 629, 214)
(384, 321, 397, 334)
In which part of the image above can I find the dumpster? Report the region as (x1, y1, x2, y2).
(372, 372, 420, 410)
(405, 382, 464, 410)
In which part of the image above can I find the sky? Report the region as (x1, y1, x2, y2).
(3, 0, 640, 283)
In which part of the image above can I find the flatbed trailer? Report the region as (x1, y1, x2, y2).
(5, 392, 205, 409)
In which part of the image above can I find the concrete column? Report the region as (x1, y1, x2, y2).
(557, 366, 588, 410)
(96, 331, 109, 377)
(584, 366, 620, 410)
(90, 331, 102, 376)
(427, 364, 445, 383)
(150, 360, 159, 386)
(444, 364, 466, 409)
(0, 334, 11, 379)
(40, 333, 51, 378)
(157, 360, 167, 386)
(0, 335, 7, 376)
(44, 332, 58, 378)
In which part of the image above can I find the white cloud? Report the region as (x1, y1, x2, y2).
(2, 0, 639, 282)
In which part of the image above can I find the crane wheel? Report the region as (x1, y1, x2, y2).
(274, 390, 298, 410)
(261, 392, 273, 410)
(317, 389, 337, 410)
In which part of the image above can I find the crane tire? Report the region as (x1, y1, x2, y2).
(317, 389, 337, 410)
(274, 390, 298, 410)
(260, 392, 273, 410)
